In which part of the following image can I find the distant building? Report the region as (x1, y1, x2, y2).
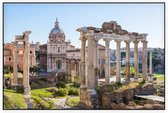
(4, 42, 38, 71)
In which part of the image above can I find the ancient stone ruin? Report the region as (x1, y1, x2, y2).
(77, 21, 153, 109)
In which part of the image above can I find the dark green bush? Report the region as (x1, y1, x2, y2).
(16, 86, 24, 93)
(68, 88, 79, 96)
(56, 81, 66, 88)
(30, 82, 39, 89)
(39, 78, 47, 82)
(71, 83, 80, 88)
(54, 88, 68, 97)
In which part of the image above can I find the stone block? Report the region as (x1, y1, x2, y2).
(113, 92, 123, 103)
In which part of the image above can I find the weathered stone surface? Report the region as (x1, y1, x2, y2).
(117, 103, 126, 109)
(125, 106, 135, 110)
(153, 103, 165, 110)
(113, 91, 123, 104)
(122, 89, 133, 103)
(128, 101, 136, 107)
(134, 105, 144, 109)
(143, 104, 154, 109)
(138, 84, 157, 95)
(101, 94, 111, 108)
(110, 102, 118, 109)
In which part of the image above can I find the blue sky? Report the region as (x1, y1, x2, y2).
(4, 3, 164, 49)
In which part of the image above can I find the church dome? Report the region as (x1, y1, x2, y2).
(49, 19, 64, 36)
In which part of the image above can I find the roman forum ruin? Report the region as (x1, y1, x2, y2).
(12, 31, 31, 96)
(77, 21, 151, 108)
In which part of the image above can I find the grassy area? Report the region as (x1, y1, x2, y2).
(153, 73, 164, 84)
(31, 88, 53, 98)
(4, 89, 27, 109)
(4, 82, 80, 109)
(4, 73, 23, 78)
(66, 97, 80, 107)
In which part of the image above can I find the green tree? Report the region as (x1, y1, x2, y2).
(29, 65, 40, 76)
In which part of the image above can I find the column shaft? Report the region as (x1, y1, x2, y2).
(125, 41, 130, 82)
(94, 40, 98, 87)
(80, 36, 86, 87)
(23, 40, 30, 95)
(149, 51, 152, 75)
(116, 40, 121, 83)
(104, 39, 110, 84)
(133, 41, 139, 82)
(13, 42, 18, 86)
(87, 36, 95, 94)
(142, 41, 148, 81)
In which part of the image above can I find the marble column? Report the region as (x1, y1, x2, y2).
(149, 50, 153, 75)
(23, 31, 31, 96)
(133, 40, 139, 82)
(104, 39, 111, 84)
(94, 39, 99, 87)
(125, 40, 131, 82)
(80, 36, 87, 88)
(115, 40, 121, 83)
(13, 41, 18, 87)
(87, 35, 96, 94)
(142, 40, 148, 81)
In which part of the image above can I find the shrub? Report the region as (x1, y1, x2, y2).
(46, 87, 58, 93)
(122, 66, 135, 76)
(54, 88, 68, 97)
(16, 86, 24, 93)
(39, 78, 47, 82)
(56, 81, 66, 88)
(68, 88, 79, 96)
(66, 97, 80, 107)
(30, 82, 39, 89)
(71, 83, 80, 88)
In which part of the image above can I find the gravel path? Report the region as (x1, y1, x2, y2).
(53, 97, 71, 109)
